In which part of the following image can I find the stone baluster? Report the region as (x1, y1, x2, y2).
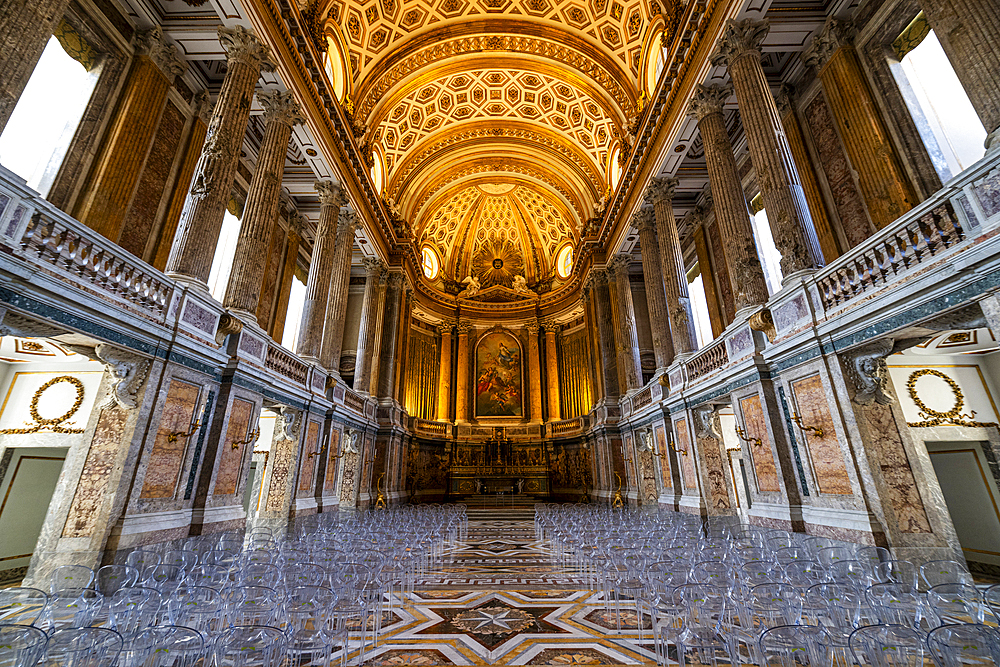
(301, 195, 344, 358)
(542, 320, 561, 421)
(436, 321, 454, 422)
(376, 272, 404, 400)
(633, 207, 674, 371)
(165, 26, 275, 285)
(526, 320, 544, 423)
(803, 18, 916, 231)
(608, 254, 643, 392)
(712, 19, 824, 276)
(454, 320, 471, 423)
(645, 178, 699, 355)
(688, 84, 770, 313)
(917, 0, 1000, 147)
(223, 91, 304, 321)
(75, 28, 186, 243)
(354, 258, 386, 395)
(319, 208, 357, 375)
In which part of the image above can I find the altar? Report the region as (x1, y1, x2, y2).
(447, 430, 551, 496)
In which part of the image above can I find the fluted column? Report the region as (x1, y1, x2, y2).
(436, 321, 453, 422)
(223, 91, 304, 320)
(633, 208, 674, 371)
(689, 84, 769, 312)
(917, 0, 1000, 146)
(0, 0, 75, 133)
(454, 321, 471, 423)
(526, 320, 544, 423)
(645, 178, 699, 355)
(581, 281, 604, 401)
(590, 270, 620, 398)
(75, 28, 185, 242)
(691, 219, 725, 338)
(165, 26, 275, 285)
(542, 320, 561, 421)
(360, 262, 387, 395)
(394, 286, 413, 405)
(319, 208, 356, 375)
(376, 272, 403, 400)
(712, 19, 823, 276)
(269, 214, 302, 341)
(803, 19, 915, 230)
(608, 254, 642, 392)
(352, 257, 385, 395)
(297, 189, 337, 358)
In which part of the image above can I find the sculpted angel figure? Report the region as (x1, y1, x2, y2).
(459, 275, 481, 297)
(512, 274, 535, 295)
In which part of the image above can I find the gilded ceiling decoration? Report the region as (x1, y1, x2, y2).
(420, 182, 576, 289)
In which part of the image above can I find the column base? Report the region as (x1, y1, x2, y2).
(168, 273, 213, 295)
(227, 307, 259, 326)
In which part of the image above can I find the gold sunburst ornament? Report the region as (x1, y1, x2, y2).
(471, 238, 524, 289)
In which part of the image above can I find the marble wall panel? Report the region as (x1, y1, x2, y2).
(698, 434, 731, 510)
(339, 451, 360, 504)
(676, 418, 697, 490)
(298, 420, 320, 492)
(371, 436, 388, 498)
(214, 398, 254, 496)
(140, 379, 200, 499)
(324, 428, 340, 491)
(655, 425, 671, 488)
(864, 402, 933, 533)
(791, 374, 852, 495)
(62, 406, 127, 538)
(740, 394, 780, 492)
(265, 437, 294, 512)
(638, 448, 657, 502)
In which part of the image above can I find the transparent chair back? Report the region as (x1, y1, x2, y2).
(46, 589, 102, 631)
(0, 623, 47, 667)
(758, 624, 828, 666)
(849, 624, 928, 667)
(95, 566, 139, 598)
(120, 625, 205, 667)
(42, 628, 123, 667)
(107, 587, 162, 639)
(213, 625, 287, 667)
(927, 623, 1000, 666)
(0, 588, 48, 626)
(166, 585, 224, 635)
(49, 566, 94, 594)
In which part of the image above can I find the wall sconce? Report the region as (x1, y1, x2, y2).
(735, 424, 762, 448)
(166, 419, 201, 444)
(232, 426, 260, 450)
(307, 443, 328, 460)
(791, 411, 824, 438)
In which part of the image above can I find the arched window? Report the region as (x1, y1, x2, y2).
(421, 245, 440, 280)
(370, 149, 384, 194)
(324, 34, 349, 101)
(555, 244, 573, 279)
(644, 28, 670, 97)
(609, 145, 623, 190)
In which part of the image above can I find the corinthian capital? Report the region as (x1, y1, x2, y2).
(218, 25, 276, 73)
(259, 90, 305, 128)
(644, 177, 678, 207)
(711, 18, 769, 68)
(802, 17, 853, 71)
(315, 180, 346, 208)
(363, 256, 385, 277)
(632, 207, 656, 232)
(137, 27, 186, 80)
(688, 83, 733, 121)
(609, 253, 633, 276)
(774, 83, 795, 119)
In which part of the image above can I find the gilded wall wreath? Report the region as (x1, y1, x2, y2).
(0, 375, 86, 435)
(905, 368, 997, 428)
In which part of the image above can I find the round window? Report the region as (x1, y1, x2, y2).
(421, 246, 440, 280)
(556, 245, 573, 279)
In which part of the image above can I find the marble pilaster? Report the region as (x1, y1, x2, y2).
(223, 91, 304, 321)
(436, 321, 453, 422)
(542, 320, 561, 421)
(454, 320, 471, 423)
(689, 84, 769, 312)
(165, 26, 275, 285)
(526, 320, 544, 423)
(633, 208, 674, 371)
(319, 208, 357, 375)
(713, 18, 824, 275)
(608, 254, 643, 393)
(353, 257, 386, 396)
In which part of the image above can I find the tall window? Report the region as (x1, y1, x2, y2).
(750, 207, 783, 295)
(281, 276, 307, 352)
(208, 210, 242, 301)
(891, 16, 986, 180)
(688, 270, 715, 349)
(0, 35, 98, 195)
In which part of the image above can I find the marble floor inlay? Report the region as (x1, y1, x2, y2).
(354, 516, 659, 666)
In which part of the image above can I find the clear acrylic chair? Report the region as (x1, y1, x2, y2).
(283, 586, 336, 667)
(926, 584, 991, 625)
(49, 566, 95, 594)
(119, 625, 205, 667)
(920, 560, 974, 589)
(849, 624, 929, 667)
(144, 564, 186, 595)
(107, 587, 162, 639)
(95, 566, 139, 598)
(163, 550, 198, 572)
(213, 625, 287, 667)
(876, 561, 919, 589)
(166, 585, 224, 635)
(0, 623, 47, 667)
(125, 550, 162, 574)
(0, 588, 48, 626)
(46, 589, 102, 631)
(758, 624, 828, 666)
(927, 623, 1000, 666)
(225, 586, 281, 627)
(42, 627, 123, 667)
(866, 582, 930, 630)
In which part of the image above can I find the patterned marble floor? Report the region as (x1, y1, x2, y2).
(355, 517, 660, 666)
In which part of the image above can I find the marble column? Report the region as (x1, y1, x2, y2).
(689, 84, 770, 312)
(608, 254, 643, 392)
(581, 281, 604, 401)
(542, 320, 561, 421)
(713, 19, 824, 275)
(436, 321, 453, 422)
(268, 215, 301, 342)
(917, 0, 1000, 146)
(376, 272, 403, 401)
(775, 86, 841, 262)
(454, 320, 471, 423)
(691, 220, 725, 337)
(319, 208, 357, 375)
(75, 28, 185, 243)
(165, 26, 275, 285)
(394, 286, 413, 405)
(645, 179, 699, 355)
(633, 209, 674, 371)
(803, 19, 916, 230)
(590, 270, 620, 398)
(299, 186, 341, 360)
(354, 258, 386, 395)
(0, 0, 74, 133)
(223, 91, 304, 321)
(526, 320, 544, 423)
